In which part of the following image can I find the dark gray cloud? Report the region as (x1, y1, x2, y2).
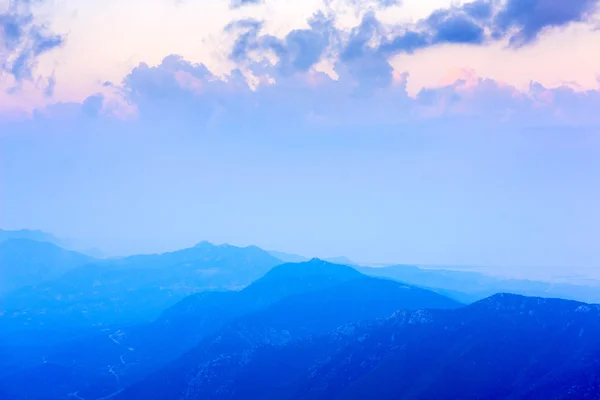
(378, 0, 600, 57)
(492, 0, 600, 47)
(228, 13, 335, 76)
(227, 19, 264, 62)
(0, 0, 64, 83)
(337, 13, 394, 91)
(377, 5, 489, 57)
(427, 11, 486, 44)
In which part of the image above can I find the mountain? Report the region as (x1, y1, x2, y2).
(358, 264, 600, 304)
(0, 260, 460, 400)
(115, 294, 600, 400)
(0, 239, 93, 294)
(0, 260, 366, 398)
(92, 259, 368, 386)
(0, 242, 281, 341)
(114, 268, 460, 400)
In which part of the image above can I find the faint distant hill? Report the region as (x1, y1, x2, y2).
(268, 250, 309, 263)
(357, 264, 600, 305)
(324, 256, 359, 266)
(0, 239, 93, 294)
(269, 250, 358, 266)
(0, 228, 105, 258)
(0, 229, 65, 247)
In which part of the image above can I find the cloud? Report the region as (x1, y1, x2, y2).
(336, 12, 394, 91)
(42, 73, 55, 97)
(0, 0, 64, 85)
(52, 51, 597, 130)
(81, 93, 104, 117)
(230, 0, 262, 9)
(4, 1, 600, 125)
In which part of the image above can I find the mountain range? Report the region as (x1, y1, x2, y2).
(1, 230, 600, 399)
(0, 260, 460, 400)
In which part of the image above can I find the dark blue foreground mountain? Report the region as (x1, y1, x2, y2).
(114, 262, 460, 400)
(0, 260, 460, 400)
(121, 293, 600, 400)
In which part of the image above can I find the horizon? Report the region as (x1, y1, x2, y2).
(2, 0, 600, 277)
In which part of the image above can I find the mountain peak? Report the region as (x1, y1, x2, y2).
(256, 259, 362, 282)
(193, 240, 216, 248)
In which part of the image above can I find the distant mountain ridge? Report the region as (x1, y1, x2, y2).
(358, 264, 600, 304)
(0, 241, 282, 340)
(268, 250, 309, 263)
(0, 239, 93, 294)
(0, 228, 105, 258)
(0, 229, 66, 246)
(269, 251, 358, 266)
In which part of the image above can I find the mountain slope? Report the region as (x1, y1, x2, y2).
(324, 256, 358, 266)
(0, 239, 93, 294)
(154, 293, 600, 400)
(107, 259, 366, 382)
(115, 273, 460, 400)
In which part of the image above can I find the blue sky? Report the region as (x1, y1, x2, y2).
(1, 0, 600, 277)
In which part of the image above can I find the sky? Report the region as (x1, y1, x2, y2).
(1, 0, 600, 278)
